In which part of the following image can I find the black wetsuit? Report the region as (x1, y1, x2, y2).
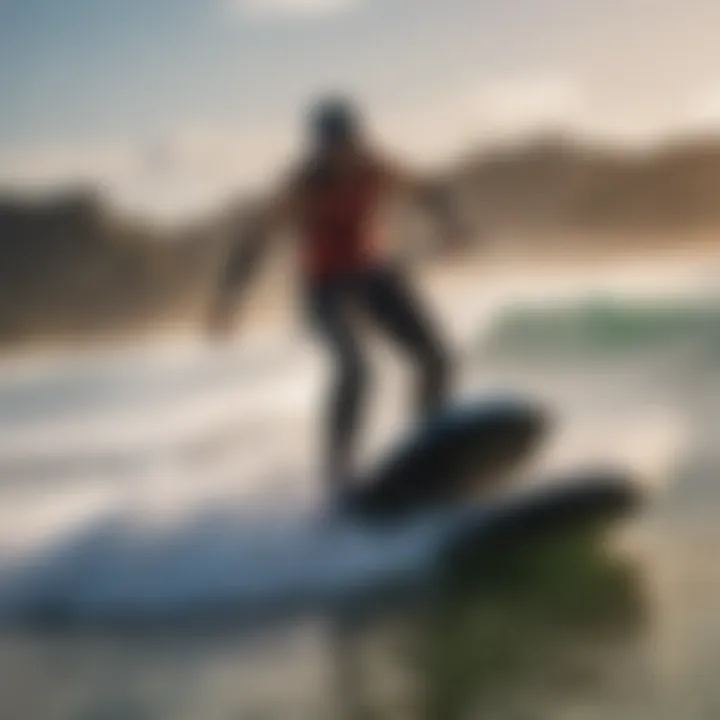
(306, 264, 451, 488)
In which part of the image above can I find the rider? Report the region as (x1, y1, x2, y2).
(208, 95, 465, 503)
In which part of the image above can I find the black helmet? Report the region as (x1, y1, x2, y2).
(308, 95, 361, 146)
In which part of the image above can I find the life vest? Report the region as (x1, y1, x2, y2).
(296, 158, 384, 279)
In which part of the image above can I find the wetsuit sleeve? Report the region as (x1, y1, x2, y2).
(375, 156, 463, 245)
(206, 177, 300, 335)
(227, 171, 302, 276)
(375, 156, 450, 210)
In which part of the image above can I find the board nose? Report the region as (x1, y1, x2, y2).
(488, 399, 551, 465)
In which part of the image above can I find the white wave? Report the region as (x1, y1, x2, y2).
(0, 501, 458, 622)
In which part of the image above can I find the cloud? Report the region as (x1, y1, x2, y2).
(469, 78, 586, 135)
(0, 142, 140, 188)
(0, 78, 591, 220)
(679, 82, 720, 135)
(376, 74, 691, 159)
(0, 122, 295, 224)
(373, 76, 590, 167)
(6, 75, 715, 222)
(230, 0, 360, 20)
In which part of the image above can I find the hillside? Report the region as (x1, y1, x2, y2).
(454, 134, 720, 233)
(0, 190, 224, 345)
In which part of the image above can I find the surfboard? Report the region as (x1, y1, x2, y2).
(438, 468, 644, 568)
(5, 469, 643, 631)
(348, 395, 549, 521)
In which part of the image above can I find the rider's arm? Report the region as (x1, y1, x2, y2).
(377, 159, 466, 248)
(207, 180, 299, 335)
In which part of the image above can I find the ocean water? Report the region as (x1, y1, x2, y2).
(0, 256, 719, 719)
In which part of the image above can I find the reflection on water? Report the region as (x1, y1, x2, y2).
(0, 529, 651, 720)
(330, 531, 649, 720)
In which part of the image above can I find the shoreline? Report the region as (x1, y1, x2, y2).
(1, 235, 719, 363)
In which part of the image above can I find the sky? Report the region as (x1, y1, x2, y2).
(3, 0, 720, 221)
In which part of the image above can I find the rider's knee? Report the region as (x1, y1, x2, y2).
(339, 351, 370, 396)
(422, 342, 451, 384)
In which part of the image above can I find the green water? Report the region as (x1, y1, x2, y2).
(484, 296, 720, 362)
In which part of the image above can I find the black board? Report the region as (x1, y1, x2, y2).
(439, 468, 644, 566)
(349, 396, 549, 521)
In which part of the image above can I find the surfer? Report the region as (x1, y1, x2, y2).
(208, 96, 467, 505)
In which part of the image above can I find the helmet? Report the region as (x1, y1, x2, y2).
(308, 95, 361, 146)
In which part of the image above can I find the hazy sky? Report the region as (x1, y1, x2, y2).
(3, 0, 720, 219)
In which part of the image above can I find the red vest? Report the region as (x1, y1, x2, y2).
(297, 161, 383, 279)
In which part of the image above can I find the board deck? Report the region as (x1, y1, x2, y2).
(349, 396, 549, 521)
